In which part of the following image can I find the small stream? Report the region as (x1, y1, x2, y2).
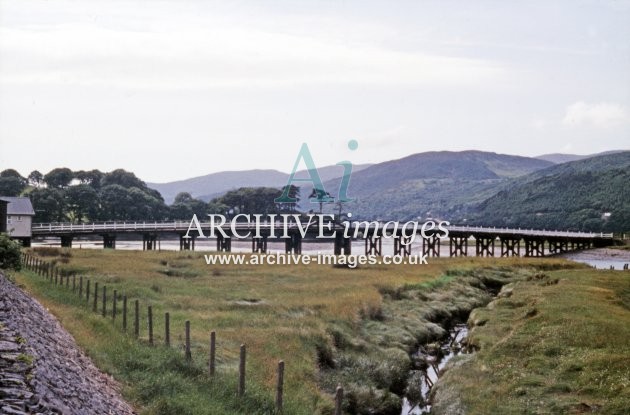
(401, 323, 470, 415)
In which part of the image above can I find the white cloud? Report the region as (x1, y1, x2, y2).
(0, 0, 507, 91)
(531, 117, 547, 130)
(562, 101, 630, 128)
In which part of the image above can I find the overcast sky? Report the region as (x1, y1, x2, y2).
(1, 0, 629, 182)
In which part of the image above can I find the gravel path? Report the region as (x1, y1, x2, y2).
(0, 272, 135, 414)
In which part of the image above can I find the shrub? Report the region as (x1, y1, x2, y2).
(0, 233, 21, 270)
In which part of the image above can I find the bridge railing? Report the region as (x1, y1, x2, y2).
(447, 225, 614, 239)
(31, 221, 614, 239)
(32, 221, 194, 232)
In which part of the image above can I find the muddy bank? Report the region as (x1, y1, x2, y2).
(559, 247, 630, 269)
(0, 272, 135, 415)
(318, 266, 536, 415)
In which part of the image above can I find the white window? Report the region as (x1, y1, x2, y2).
(17, 216, 22, 222)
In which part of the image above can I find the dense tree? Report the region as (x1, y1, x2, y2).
(207, 200, 229, 215)
(99, 184, 133, 220)
(214, 187, 283, 216)
(27, 170, 44, 188)
(65, 184, 100, 223)
(127, 187, 166, 221)
(76, 169, 104, 189)
(0, 177, 26, 196)
(101, 169, 145, 189)
(0, 169, 27, 196)
(170, 192, 209, 219)
(98, 184, 165, 221)
(170, 203, 193, 220)
(278, 185, 300, 212)
(0, 169, 25, 180)
(30, 188, 65, 222)
(174, 192, 194, 204)
(44, 168, 74, 188)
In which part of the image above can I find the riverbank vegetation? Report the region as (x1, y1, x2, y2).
(14, 249, 630, 414)
(432, 268, 630, 414)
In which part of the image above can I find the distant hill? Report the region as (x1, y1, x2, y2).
(468, 152, 630, 232)
(312, 150, 553, 220)
(148, 164, 372, 204)
(536, 150, 626, 164)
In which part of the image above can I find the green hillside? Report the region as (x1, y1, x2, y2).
(468, 152, 630, 232)
(319, 151, 552, 220)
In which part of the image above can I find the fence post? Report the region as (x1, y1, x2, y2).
(93, 282, 98, 312)
(276, 360, 284, 412)
(238, 344, 246, 396)
(123, 295, 128, 331)
(164, 312, 170, 347)
(66, 274, 70, 288)
(148, 305, 154, 346)
(102, 285, 107, 317)
(185, 320, 191, 361)
(112, 290, 117, 320)
(72, 275, 76, 292)
(335, 385, 343, 415)
(86, 279, 90, 302)
(134, 300, 140, 338)
(209, 331, 216, 376)
(79, 276, 83, 297)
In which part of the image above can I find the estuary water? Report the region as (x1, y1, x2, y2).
(559, 247, 630, 270)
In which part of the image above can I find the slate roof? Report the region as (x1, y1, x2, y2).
(0, 197, 35, 215)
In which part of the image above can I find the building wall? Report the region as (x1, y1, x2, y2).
(6, 214, 33, 238)
(0, 201, 7, 233)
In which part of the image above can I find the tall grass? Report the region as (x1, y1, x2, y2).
(17, 249, 587, 414)
(432, 268, 630, 414)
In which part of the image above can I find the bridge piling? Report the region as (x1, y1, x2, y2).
(252, 235, 268, 253)
(179, 234, 195, 251)
(60, 235, 73, 248)
(334, 234, 352, 255)
(216, 234, 231, 252)
(422, 234, 440, 258)
(143, 234, 158, 250)
(103, 234, 116, 249)
(285, 233, 302, 254)
(500, 237, 520, 257)
(449, 236, 468, 257)
(524, 238, 544, 257)
(548, 239, 568, 255)
(365, 233, 382, 256)
(393, 235, 412, 257)
(475, 236, 495, 257)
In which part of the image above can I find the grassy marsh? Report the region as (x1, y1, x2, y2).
(14, 248, 627, 414)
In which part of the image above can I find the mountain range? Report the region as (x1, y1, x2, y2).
(147, 149, 629, 231)
(148, 164, 372, 204)
(535, 150, 625, 164)
(469, 151, 630, 231)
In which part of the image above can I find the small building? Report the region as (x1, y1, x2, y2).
(0, 197, 35, 247)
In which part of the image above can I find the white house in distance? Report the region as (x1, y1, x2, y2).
(0, 197, 35, 247)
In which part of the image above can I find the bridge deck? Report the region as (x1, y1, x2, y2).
(31, 221, 614, 240)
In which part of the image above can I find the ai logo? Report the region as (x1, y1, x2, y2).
(274, 140, 358, 204)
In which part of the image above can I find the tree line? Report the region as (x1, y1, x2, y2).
(0, 168, 299, 223)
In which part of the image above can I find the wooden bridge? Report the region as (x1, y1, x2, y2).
(30, 221, 615, 258)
